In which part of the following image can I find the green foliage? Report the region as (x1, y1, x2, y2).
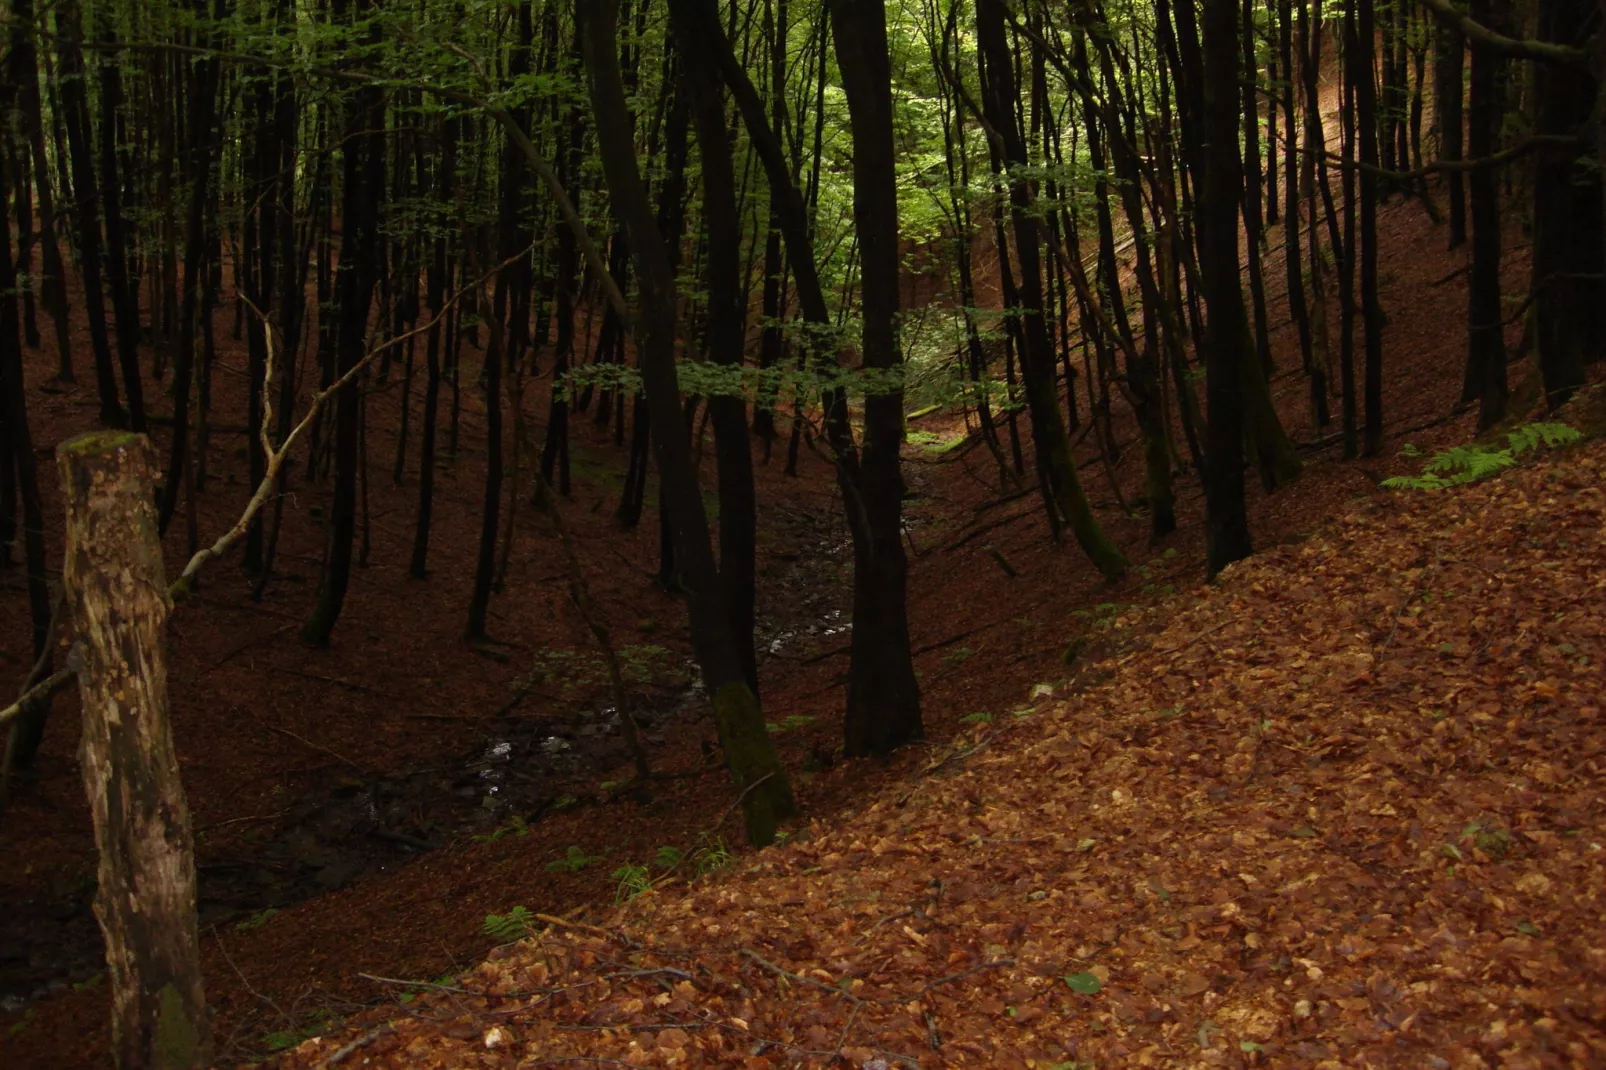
(690, 834, 734, 877)
(518, 644, 679, 699)
(765, 715, 817, 735)
(960, 711, 994, 725)
(472, 816, 530, 843)
(236, 907, 279, 932)
(545, 845, 601, 873)
(259, 1010, 335, 1054)
(612, 864, 651, 903)
(482, 905, 536, 942)
(1072, 602, 1127, 631)
(1383, 422, 1581, 491)
(653, 845, 685, 869)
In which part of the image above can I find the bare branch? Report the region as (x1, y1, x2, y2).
(1416, 0, 1590, 66)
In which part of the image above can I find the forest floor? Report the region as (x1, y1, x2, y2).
(1, 181, 1600, 1068)
(268, 399, 1606, 1070)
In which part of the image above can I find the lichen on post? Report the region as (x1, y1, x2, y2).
(56, 430, 209, 1070)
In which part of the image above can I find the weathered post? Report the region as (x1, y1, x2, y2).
(57, 431, 209, 1070)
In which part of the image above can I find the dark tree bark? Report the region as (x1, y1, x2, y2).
(1278, 0, 1316, 390)
(1201, 0, 1255, 575)
(1241, 0, 1275, 377)
(411, 114, 454, 579)
(0, 131, 54, 774)
(303, 0, 384, 647)
(977, 0, 1126, 578)
(826, 0, 928, 755)
(466, 292, 503, 639)
(583, 0, 795, 846)
(1463, 0, 1508, 428)
(670, 0, 928, 754)
(1531, 0, 1602, 408)
(94, 26, 146, 434)
(9, 0, 75, 384)
(1435, 19, 1468, 247)
(1353, 0, 1387, 453)
(55, 0, 126, 429)
(679, 22, 762, 695)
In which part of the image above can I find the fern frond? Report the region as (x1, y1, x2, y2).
(1508, 421, 1582, 456)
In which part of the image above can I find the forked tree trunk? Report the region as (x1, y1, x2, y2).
(57, 431, 209, 1070)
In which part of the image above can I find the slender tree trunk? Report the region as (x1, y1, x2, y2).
(10, 0, 75, 384)
(1463, 0, 1508, 428)
(95, 26, 146, 433)
(1354, 0, 1388, 453)
(584, 0, 795, 845)
(156, 24, 222, 533)
(978, 0, 1126, 578)
(1531, 0, 1598, 408)
(1436, 20, 1468, 247)
(0, 133, 54, 774)
(303, 0, 384, 646)
(825, 0, 927, 754)
(56, 0, 126, 428)
(1201, 0, 1254, 575)
(680, 23, 762, 694)
(411, 116, 453, 579)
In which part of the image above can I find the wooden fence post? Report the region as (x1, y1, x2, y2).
(57, 431, 209, 1070)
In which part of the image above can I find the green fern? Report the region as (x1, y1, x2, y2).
(612, 864, 651, 902)
(1507, 421, 1582, 455)
(1383, 422, 1580, 492)
(545, 845, 601, 873)
(482, 905, 535, 941)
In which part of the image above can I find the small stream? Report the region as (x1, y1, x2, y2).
(0, 503, 865, 1013)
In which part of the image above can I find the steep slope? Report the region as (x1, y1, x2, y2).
(272, 433, 1606, 1068)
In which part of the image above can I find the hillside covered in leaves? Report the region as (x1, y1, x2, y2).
(269, 435, 1606, 1068)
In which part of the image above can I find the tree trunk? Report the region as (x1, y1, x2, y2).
(681, 26, 761, 694)
(1435, 20, 1468, 247)
(1531, 0, 1600, 408)
(827, 0, 928, 755)
(977, 0, 1126, 579)
(57, 431, 209, 1070)
(583, 0, 795, 846)
(95, 25, 146, 433)
(1464, 0, 1508, 428)
(0, 133, 54, 774)
(303, 0, 384, 646)
(10, 0, 76, 384)
(1201, 0, 1255, 575)
(1354, 0, 1387, 453)
(55, 0, 126, 428)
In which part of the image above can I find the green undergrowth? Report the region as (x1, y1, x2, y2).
(1383, 422, 1580, 491)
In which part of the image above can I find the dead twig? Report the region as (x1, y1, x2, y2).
(357, 973, 471, 994)
(266, 724, 365, 772)
(318, 1024, 396, 1068)
(710, 772, 774, 834)
(740, 948, 866, 1005)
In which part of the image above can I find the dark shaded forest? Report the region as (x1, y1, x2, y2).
(0, 0, 1602, 1065)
